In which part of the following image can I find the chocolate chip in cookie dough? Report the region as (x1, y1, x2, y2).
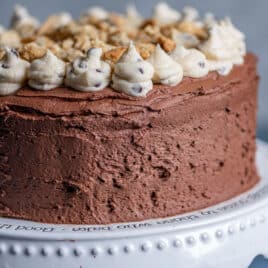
(78, 60, 88, 69)
(11, 48, 19, 57)
(1, 64, 9, 69)
(138, 67, 144, 74)
(95, 83, 101, 87)
(218, 66, 227, 75)
(132, 85, 143, 93)
(198, 61, 205, 68)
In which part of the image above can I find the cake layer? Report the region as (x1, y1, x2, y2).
(0, 54, 259, 224)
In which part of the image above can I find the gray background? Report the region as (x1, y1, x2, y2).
(0, 1, 267, 267)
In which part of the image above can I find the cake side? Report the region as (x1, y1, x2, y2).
(0, 54, 259, 224)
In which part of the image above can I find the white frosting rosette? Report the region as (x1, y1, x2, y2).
(203, 12, 216, 27)
(126, 5, 143, 28)
(181, 6, 204, 28)
(65, 48, 111, 92)
(207, 60, 233, 76)
(153, 3, 181, 25)
(11, 4, 39, 29)
(171, 45, 209, 78)
(28, 50, 66, 90)
(0, 47, 30, 96)
(148, 44, 183, 86)
(182, 6, 199, 22)
(112, 42, 154, 97)
(83, 6, 109, 21)
(53, 12, 72, 28)
(200, 17, 246, 69)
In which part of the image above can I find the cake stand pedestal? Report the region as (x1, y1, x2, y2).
(0, 140, 268, 268)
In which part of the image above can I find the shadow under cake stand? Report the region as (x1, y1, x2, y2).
(0, 140, 268, 268)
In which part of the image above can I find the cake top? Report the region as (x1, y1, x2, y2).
(0, 3, 246, 97)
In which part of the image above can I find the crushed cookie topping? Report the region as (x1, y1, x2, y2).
(0, 3, 246, 97)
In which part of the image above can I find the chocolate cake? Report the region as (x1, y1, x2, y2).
(0, 4, 259, 224)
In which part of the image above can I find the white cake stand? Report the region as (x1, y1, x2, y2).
(0, 140, 267, 268)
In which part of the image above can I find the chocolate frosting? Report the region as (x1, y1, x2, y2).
(0, 54, 260, 224)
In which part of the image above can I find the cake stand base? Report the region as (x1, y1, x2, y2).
(0, 140, 268, 268)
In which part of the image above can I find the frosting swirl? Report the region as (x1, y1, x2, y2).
(84, 6, 109, 21)
(148, 44, 183, 86)
(126, 5, 143, 28)
(65, 48, 111, 92)
(208, 60, 233, 76)
(153, 3, 181, 25)
(0, 47, 30, 96)
(112, 43, 154, 97)
(203, 12, 216, 27)
(50, 12, 72, 28)
(11, 4, 39, 29)
(28, 50, 66, 90)
(171, 45, 209, 78)
(200, 17, 246, 65)
(182, 6, 199, 22)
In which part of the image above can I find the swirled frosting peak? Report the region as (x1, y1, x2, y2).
(153, 3, 181, 25)
(148, 44, 183, 86)
(112, 42, 154, 97)
(65, 48, 111, 92)
(200, 17, 246, 64)
(59, 12, 72, 25)
(28, 50, 66, 90)
(171, 45, 209, 78)
(182, 6, 199, 22)
(11, 4, 39, 29)
(204, 12, 216, 27)
(84, 6, 109, 21)
(126, 5, 143, 27)
(0, 47, 30, 96)
(51, 12, 72, 28)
